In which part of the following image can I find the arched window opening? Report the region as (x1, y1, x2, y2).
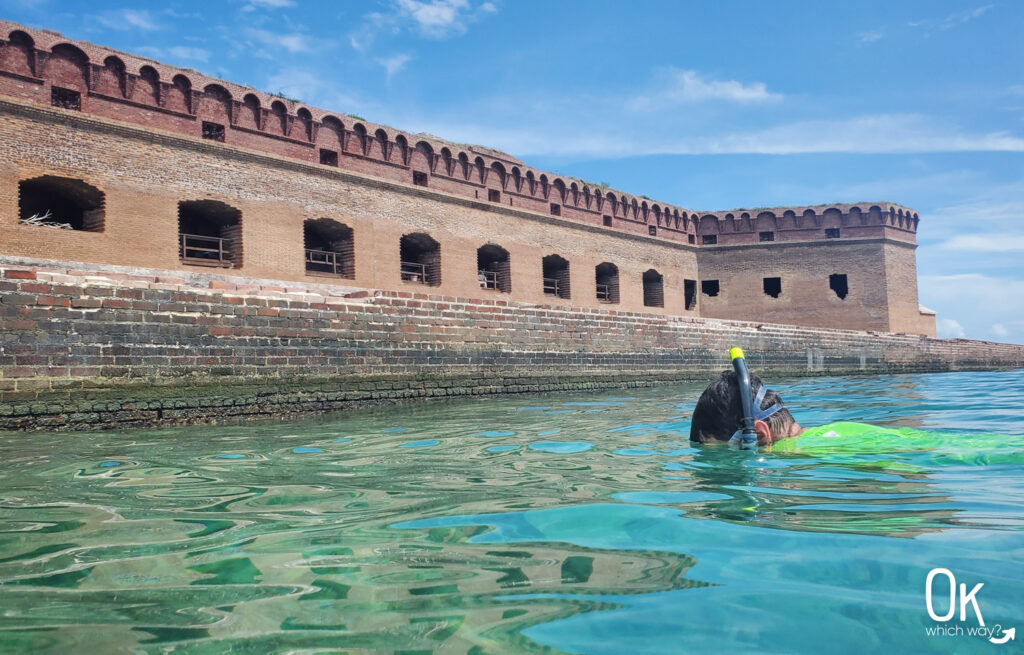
(304, 218, 354, 278)
(18, 176, 104, 231)
(477, 244, 511, 293)
(400, 232, 441, 286)
(542, 254, 570, 299)
(178, 200, 242, 268)
(643, 269, 664, 307)
(595, 262, 619, 304)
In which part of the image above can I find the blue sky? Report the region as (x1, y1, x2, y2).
(4, 0, 1024, 344)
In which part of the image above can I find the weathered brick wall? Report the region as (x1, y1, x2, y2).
(1, 260, 1021, 431)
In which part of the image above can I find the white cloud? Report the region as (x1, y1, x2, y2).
(243, 0, 296, 10)
(991, 323, 1009, 338)
(395, 0, 472, 37)
(243, 28, 312, 54)
(937, 318, 966, 338)
(938, 235, 1024, 253)
(919, 274, 1024, 345)
(264, 69, 360, 110)
(908, 5, 992, 34)
(377, 54, 411, 80)
(631, 68, 781, 110)
(168, 46, 210, 62)
(97, 8, 161, 31)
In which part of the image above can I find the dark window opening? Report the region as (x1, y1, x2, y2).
(319, 149, 338, 166)
(642, 269, 664, 307)
(648, 225, 657, 236)
(550, 203, 561, 216)
(542, 254, 570, 299)
(413, 171, 428, 187)
(202, 121, 225, 142)
(763, 277, 782, 298)
(602, 215, 612, 227)
(688, 234, 696, 244)
(304, 218, 354, 278)
(825, 228, 841, 239)
(488, 189, 500, 203)
(759, 231, 775, 242)
(702, 235, 718, 245)
(829, 273, 849, 300)
(684, 279, 697, 310)
(477, 244, 511, 293)
(701, 280, 720, 297)
(400, 232, 441, 286)
(18, 176, 105, 232)
(178, 200, 241, 268)
(51, 87, 81, 111)
(595, 262, 619, 304)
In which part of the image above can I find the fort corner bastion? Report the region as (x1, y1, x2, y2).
(0, 20, 1021, 431)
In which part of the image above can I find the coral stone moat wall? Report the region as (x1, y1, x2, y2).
(0, 261, 1021, 432)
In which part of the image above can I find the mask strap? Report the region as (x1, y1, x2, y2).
(751, 385, 783, 421)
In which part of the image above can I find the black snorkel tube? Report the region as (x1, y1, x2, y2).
(729, 347, 759, 451)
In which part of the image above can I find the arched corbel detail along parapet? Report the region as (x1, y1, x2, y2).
(511, 166, 523, 193)
(802, 209, 818, 229)
(295, 107, 314, 141)
(756, 211, 777, 232)
(897, 209, 905, 229)
(320, 115, 344, 150)
(525, 170, 536, 195)
(582, 185, 592, 209)
(651, 204, 661, 225)
(135, 64, 159, 105)
(868, 205, 883, 226)
(200, 83, 233, 125)
(240, 93, 261, 131)
(352, 123, 369, 155)
(822, 207, 843, 230)
(847, 206, 863, 226)
(459, 152, 471, 181)
(168, 74, 192, 114)
(413, 140, 434, 174)
(640, 201, 649, 223)
(489, 161, 506, 190)
(540, 174, 550, 200)
(440, 147, 453, 176)
(605, 192, 617, 216)
(375, 129, 391, 161)
(3, 30, 37, 77)
(570, 182, 580, 207)
(394, 134, 409, 165)
(552, 178, 566, 205)
(46, 42, 90, 90)
(723, 213, 735, 233)
(96, 55, 126, 98)
(472, 156, 485, 184)
(698, 214, 719, 235)
(781, 210, 797, 229)
(629, 197, 638, 221)
(739, 212, 752, 232)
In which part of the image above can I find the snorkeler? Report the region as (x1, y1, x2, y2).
(689, 349, 803, 447)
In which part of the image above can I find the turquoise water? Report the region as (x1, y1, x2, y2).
(1, 369, 1022, 654)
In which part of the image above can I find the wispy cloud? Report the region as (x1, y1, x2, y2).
(938, 235, 1024, 253)
(350, 0, 497, 51)
(937, 318, 966, 338)
(908, 4, 992, 35)
(96, 8, 161, 31)
(919, 274, 1024, 345)
(242, 0, 296, 10)
(263, 69, 361, 110)
(630, 68, 782, 110)
(136, 45, 210, 63)
(857, 29, 884, 44)
(377, 54, 411, 81)
(242, 28, 313, 54)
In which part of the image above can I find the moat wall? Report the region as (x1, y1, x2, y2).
(1, 260, 1020, 432)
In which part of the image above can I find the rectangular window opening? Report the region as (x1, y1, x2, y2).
(319, 149, 338, 166)
(488, 189, 500, 203)
(603, 215, 612, 226)
(701, 280, 720, 297)
(550, 203, 561, 216)
(763, 277, 782, 298)
(759, 231, 775, 242)
(202, 121, 225, 142)
(51, 87, 81, 111)
(829, 273, 849, 299)
(688, 234, 696, 244)
(684, 279, 697, 310)
(825, 228, 841, 239)
(413, 171, 428, 187)
(702, 235, 717, 245)
(648, 225, 657, 236)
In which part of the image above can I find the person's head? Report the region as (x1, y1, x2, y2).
(689, 371, 801, 445)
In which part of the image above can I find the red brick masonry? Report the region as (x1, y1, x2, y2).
(1, 259, 1020, 431)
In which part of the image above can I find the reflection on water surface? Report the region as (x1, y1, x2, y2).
(0, 370, 1022, 654)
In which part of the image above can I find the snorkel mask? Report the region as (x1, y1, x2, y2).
(727, 347, 783, 451)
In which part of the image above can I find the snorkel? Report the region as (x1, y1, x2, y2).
(729, 347, 759, 451)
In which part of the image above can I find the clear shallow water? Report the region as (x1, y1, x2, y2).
(1, 369, 1023, 654)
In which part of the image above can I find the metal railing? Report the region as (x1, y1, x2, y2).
(478, 270, 498, 290)
(596, 283, 612, 301)
(305, 248, 345, 276)
(401, 261, 427, 283)
(543, 277, 560, 296)
(180, 233, 232, 267)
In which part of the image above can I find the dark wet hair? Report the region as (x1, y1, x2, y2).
(689, 370, 795, 443)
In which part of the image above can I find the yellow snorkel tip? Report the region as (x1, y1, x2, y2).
(730, 347, 745, 361)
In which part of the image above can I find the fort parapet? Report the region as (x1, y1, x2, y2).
(0, 22, 1009, 430)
